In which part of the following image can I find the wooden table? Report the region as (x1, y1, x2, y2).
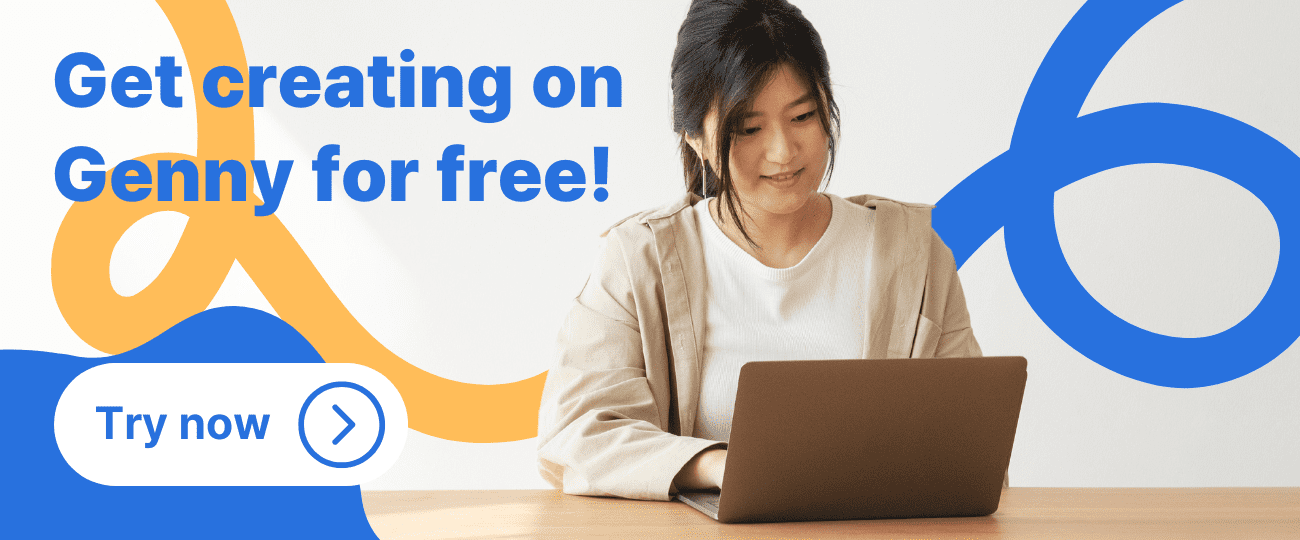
(361, 488, 1300, 539)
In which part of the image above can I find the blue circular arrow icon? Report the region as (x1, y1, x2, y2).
(299, 381, 386, 468)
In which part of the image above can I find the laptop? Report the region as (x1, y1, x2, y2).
(677, 356, 1027, 523)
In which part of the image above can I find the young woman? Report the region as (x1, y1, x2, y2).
(537, 0, 981, 501)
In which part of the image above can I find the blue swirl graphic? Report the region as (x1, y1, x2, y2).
(934, 0, 1299, 388)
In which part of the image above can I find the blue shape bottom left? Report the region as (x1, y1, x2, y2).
(0, 306, 382, 540)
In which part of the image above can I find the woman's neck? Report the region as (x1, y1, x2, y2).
(710, 194, 832, 269)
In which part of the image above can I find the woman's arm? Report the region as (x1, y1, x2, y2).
(918, 229, 983, 359)
(673, 448, 727, 490)
(927, 230, 1005, 487)
(537, 227, 724, 500)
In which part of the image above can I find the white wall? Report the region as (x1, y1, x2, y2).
(2, 0, 1295, 489)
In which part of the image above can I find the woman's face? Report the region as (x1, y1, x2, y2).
(699, 65, 830, 217)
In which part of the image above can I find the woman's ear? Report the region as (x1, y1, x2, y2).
(684, 131, 706, 161)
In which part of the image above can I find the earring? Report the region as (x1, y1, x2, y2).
(701, 160, 712, 197)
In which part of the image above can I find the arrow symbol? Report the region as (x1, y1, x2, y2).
(332, 404, 355, 445)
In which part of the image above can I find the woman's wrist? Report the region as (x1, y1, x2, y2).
(674, 447, 728, 491)
(700, 448, 727, 488)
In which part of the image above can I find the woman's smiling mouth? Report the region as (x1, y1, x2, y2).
(762, 168, 804, 184)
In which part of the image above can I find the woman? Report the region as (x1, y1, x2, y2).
(537, 0, 981, 501)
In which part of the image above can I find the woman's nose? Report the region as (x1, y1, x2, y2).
(764, 126, 796, 165)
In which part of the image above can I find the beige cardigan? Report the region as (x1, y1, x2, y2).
(537, 192, 983, 501)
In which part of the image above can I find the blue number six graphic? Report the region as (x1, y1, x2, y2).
(934, 0, 1299, 388)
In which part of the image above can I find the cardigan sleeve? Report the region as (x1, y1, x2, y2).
(923, 228, 983, 359)
(537, 229, 723, 501)
(924, 230, 1007, 487)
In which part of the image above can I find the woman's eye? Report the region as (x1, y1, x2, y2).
(793, 110, 816, 122)
(739, 126, 760, 136)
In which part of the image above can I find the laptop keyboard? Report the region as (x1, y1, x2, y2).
(686, 492, 720, 512)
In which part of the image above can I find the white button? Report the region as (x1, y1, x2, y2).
(54, 363, 407, 486)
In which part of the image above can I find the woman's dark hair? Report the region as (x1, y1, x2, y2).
(672, 0, 840, 248)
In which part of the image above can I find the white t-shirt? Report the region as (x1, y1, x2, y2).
(692, 194, 877, 442)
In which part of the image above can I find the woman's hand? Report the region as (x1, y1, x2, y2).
(674, 448, 728, 491)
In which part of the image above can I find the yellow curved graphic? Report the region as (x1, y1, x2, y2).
(50, 0, 545, 443)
